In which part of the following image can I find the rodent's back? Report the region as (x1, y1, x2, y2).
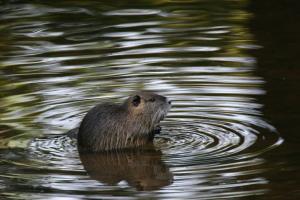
(78, 103, 127, 152)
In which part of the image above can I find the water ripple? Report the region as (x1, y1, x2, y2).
(104, 9, 164, 16)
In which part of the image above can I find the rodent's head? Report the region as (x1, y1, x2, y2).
(125, 91, 171, 125)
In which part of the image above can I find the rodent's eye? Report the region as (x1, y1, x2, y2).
(132, 95, 141, 107)
(149, 97, 155, 102)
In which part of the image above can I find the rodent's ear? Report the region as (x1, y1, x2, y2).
(132, 95, 141, 107)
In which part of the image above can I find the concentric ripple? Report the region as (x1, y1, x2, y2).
(156, 120, 282, 164)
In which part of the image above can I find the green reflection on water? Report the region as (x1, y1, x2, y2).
(0, 0, 295, 199)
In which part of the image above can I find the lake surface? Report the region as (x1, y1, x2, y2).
(0, 0, 299, 199)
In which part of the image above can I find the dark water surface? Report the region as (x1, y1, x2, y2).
(0, 0, 299, 199)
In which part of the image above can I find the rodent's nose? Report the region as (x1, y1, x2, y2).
(168, 100, 172, 105)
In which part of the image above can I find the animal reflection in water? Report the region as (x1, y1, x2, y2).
(79, 145, 173, 191)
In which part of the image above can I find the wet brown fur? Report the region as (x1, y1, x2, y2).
(78, 91, 171, 152)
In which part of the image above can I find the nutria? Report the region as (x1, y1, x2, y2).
(78, 91, 171, 152)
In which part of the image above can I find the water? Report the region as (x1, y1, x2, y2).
(0, 0, 299, 199)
